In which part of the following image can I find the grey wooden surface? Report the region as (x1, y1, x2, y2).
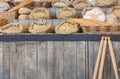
(0, 41, 120, 79)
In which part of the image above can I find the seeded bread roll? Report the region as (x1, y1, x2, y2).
(30, 8, 53, 19)
(55, 21, 79, 34)
(52, 1, 71, 8)
(56, 7, 80, 19)
(0, 22, 29, 33)
(29, 22, 54, 33)
(73, 1, 91, 10)
(96, 0, 117, 7)
(18, 7, 31, 14)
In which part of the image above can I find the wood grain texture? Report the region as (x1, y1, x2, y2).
(53, 42, 64, 79)
(64, 41, 76, 79)
(16, 42, 25, 79)
(25, 41, 37, 79)
(47, 41, 54, 79)
(3, 42, 10, 79)
(10, 42, 17, 79)
(9, 42, 25, 79)
(85, 41, 89, 79)
(76, 41, 85, 79)
(88, 41, 94, 79)
(37, 41, 47, 79)
(0, 42, 3, 79)
(1, 41, 120, 79)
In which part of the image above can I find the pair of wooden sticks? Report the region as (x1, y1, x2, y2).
(93, 36, 119, 79)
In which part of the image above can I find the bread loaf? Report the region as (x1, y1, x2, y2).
(83, 7, 105, 22)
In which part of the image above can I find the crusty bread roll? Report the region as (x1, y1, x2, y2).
(55, 21, 79, 34)
(0, 22, 29, 33)
(30, 7, 53, 19)
(56, 7, 80, 19)
(110, 6, 120, 19)
(52, 1, 71, 8)
(29, 22, 54, 33)
(106, 13, 118, 24)
(73, 1, 91, 10)
(18, 7, 31, 14)
(82, 7, 94, 16)
(96, 0, 117, 7)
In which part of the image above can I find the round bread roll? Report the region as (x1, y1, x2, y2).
(18, 14, 30, 19)
(30, 7, 53, 19)
(73, 1, 92, 10)
(0, 2, 10, 12)
(96, 0, 117, 7)
(55, 21, 79, 34)
(0, 22, 29, 33)
(18, 7, 31, 14)
(56, 7, 80, 19)
(29, 22, 54, 33)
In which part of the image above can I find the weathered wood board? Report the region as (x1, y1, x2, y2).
(0, 41, 120, 79)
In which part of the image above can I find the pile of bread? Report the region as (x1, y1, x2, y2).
(0, 0, 120, 34)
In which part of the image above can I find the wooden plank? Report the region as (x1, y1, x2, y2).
(16, 42, 25, 79)
(0, 42, 3, 79)
(63, 41, 76, 79)
(110, 42, 119, 79)
(88, 41, 94, 79)
(37, 41, 47, 79)
(76, 41, 85, 79)
(3, 42, 10, 79)
(53, 42, 64, 79)
(85, 41, 89, 79)
(25, 41, 37, 79)
(10, 42, 25, 79)
(9, 42, 17, 79)
(116, 42, 120, 75)
(47, 41, 54, 79)
(93, 41, 99, 79)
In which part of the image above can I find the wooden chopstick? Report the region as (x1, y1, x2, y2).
(92, 37, 104, 79)
(98, 37, 107, 79)
(107, 37, 119, 79)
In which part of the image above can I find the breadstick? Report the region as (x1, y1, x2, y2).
(92, 37, 104, 79)
(8, 0, 32, 12)
(98, 37, 107, 79)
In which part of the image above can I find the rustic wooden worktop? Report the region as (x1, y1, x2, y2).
(0, 34, 120, 79)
